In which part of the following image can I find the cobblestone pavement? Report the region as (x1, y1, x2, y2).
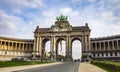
(78, 62, 107, 72)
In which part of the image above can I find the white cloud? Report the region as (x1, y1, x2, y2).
(6, 0, 43, 8)
(59, 7, 79, 17)
(0, 9, 35, 39)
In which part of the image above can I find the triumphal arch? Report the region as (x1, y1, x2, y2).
(33, 15, 91, 61)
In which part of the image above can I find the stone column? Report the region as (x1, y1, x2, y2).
(26, 44, 28, 51)
(81, 36, 85, 52)
(117, 40, 119, 50)
(84, 35, 87, 52)
(36, 37, 39, 55)
(90, 42, 93, 51)
(33, 36, 37, 53)
(103, 42, 105, 51)
(0, 41, 1, 50)
(22, 43, 24, 51)
(7, 42, 10, 50)
(50, 36, 54, 61)
(99, 42, 101, 51)
(68, 36, 72, 60)
(19, 43, 21, 51)
(14, 42, 16, 51)
(53, 36, 56, 61)
(0, 41, 1, 49)
(55, 41, 57, 60)
(112, 41, 114, 50)
(10, 42, 12, 51)
(95, 43, 97, 51)
(50, 36, 56, 61)
(38, 36, 42, 56)
(4, 41, 6, 50)
(65, 36, 69, 61)
(2, 41, 3, 50)
(88, 35, 91, 52)
(108, 41, 110, 50)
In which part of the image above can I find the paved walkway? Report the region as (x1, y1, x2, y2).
(78, 62, 107, 72)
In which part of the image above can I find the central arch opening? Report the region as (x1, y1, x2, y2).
(56, 38, 66, 61)
(72, 37, 82, 61)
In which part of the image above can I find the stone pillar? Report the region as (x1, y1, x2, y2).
(103, 42, 105, 51)
(22, 43, 24, 51)
(38, 36, 42, 56)
(95, 43, 97, 51)
(10, 42, 12, 51)
(65, 36, 69, 61)
(91, 42, 93, 51)
(36, 37, 39, 55)
(33, 36, 37, 54)
(15, 42, 17, 51)
(18, 43, 20, 51)
(50, 37, 53, 52)
(99, 42, 101, 51)
(50, 36, 56, 61)
(7, 42, 10, 50)
(55, 42, 58, 60)
(81, 36, 85, 52)
(84, 35, 87, 52)
(112, 41, 114, 50)
(68, 36, 72, 60)
(53, 36, 56, 61)
(26, 43, 28, 51)
(117, 40, 119, 50)
(4, 41, 6, 50)
(88, 35, 91, 52)
(0, 41, 1, 50)
(108, 41, 110, 50)
(81, 35, 85, 61)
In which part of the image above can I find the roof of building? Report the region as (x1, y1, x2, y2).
(0, 36, 34, 42)
(91, 34, 120, 41)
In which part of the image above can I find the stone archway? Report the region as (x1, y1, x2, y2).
(33, 15, 91, 61)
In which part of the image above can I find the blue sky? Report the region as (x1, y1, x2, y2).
(0, 0, 120, 39)
(0, 0, 120, 59)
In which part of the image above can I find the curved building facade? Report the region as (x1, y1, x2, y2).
(0, 36, 34, 60)
(0, 34, 120, 61)
(91, 35, 120, 61)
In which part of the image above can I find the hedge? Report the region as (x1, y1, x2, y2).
(91, 60, 120, 72)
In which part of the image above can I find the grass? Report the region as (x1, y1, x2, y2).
(91, 60, 120, 72)
(0, 61, 52, 68)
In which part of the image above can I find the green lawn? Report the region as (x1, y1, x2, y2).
(91, 60, 120, 72)
(0, 61, 51, 68)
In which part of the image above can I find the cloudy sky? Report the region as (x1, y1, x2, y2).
(0, 0, 120, 59)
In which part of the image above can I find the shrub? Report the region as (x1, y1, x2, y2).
(91, 60, 120, 72)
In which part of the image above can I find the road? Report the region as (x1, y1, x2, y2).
(13, 62, 80, 72)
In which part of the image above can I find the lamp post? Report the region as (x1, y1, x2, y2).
(3, 51, 7, 62)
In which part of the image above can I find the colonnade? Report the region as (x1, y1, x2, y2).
(91, 40, 120, 51)
(91, 36, 120, 60)
(0, 37, 34, 60)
